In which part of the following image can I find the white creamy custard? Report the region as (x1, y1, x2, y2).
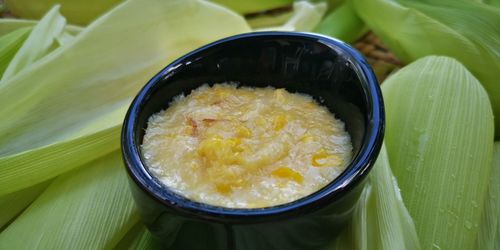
(141, 83, 352, 208)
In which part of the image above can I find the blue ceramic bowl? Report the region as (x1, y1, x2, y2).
(121, 32, 384, 250)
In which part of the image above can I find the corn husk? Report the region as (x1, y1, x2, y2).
(255, 1, 327, 31)
(1, 1, 498, 249)
(0, 126, 119, 202)
(0, 152, 139, 249)
(382, 56, 494, 249)
(0, 8, 85, 228)
(0, 181, 50, 229)
(311, 0, 345, 12)
(496, 143, 500, 247)
(314, 2, 367, 43)
(211, 0, 293, 14)
(484, 0, 500, 7)
(497, 229, 500, 250)
(114, 224, 158, 250)
(5, 0, 121, 25)
(332, 144, 421, 250)
(477, 142, 500, 249)
(246, 10, 293, 29)
(0, 19, 82, 36)
(0, 27, 31, 76)
(5, 0, 297, 24)
(0, 0, 250, 196)
(1, 5, 66, 82)
(351, 0, 500, 138)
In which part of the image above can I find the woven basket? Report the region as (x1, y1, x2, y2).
(353, 32, 402, 83)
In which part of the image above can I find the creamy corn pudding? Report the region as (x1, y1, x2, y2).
(141, 84, 352, 208)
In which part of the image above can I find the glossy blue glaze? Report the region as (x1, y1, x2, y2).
(121, 31, 384, 249)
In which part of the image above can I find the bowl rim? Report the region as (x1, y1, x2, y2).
(121, 31, 384, 224)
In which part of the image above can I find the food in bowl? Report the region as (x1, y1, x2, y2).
(141, 83, 352, 208)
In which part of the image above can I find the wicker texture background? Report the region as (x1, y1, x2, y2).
(354, 32, 402, 83)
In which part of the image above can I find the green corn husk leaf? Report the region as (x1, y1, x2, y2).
(131, 230, 157, 250)
(0, 20, 33, 36)
(0, 16, 81, 82)
(382, 56, 494, 249)
(331, 183, 371, 250)
(497, 143, 500, 247)
(246, 10, 293, 29)
(211, 0, 293, 14)
(332, 144, 420, 250)
(0, 152, 139, 249)
(495, 148, 499, 248)
(497, 229, 500, 250)
(310, 0, 345, 12)
(0, 27, 31, 77)
(0, 11, 83, 225)
(351, 0, 500, 138)
(0, 126, 119, 196)
(1, 5, 67, 82)
(313, 2, 367, 43)
(483, 0, 500, 7)
(4, 0, 296, 24)
(0, 181, 50, 229)
(0, 0, 250, 196)
(114, 223, 158, 250)
(55, 30, 76, 47)
(4, 0, 121, 25)
(0, 19, 82, 37)
(256, 1, 327, 32)
(477, 142, 500, 249)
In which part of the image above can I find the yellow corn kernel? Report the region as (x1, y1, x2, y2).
(271, 167, 303, 183)
(299, 134, 315, 142)
(236, 124, 252, 138)
(197, 135, 241, 164)
(216, 183, 232, 194)
(311, 150, 342, 167)
(194, 93, 209, 102)
(273, 114, 287, 131)
(227, 137, 241, 145)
